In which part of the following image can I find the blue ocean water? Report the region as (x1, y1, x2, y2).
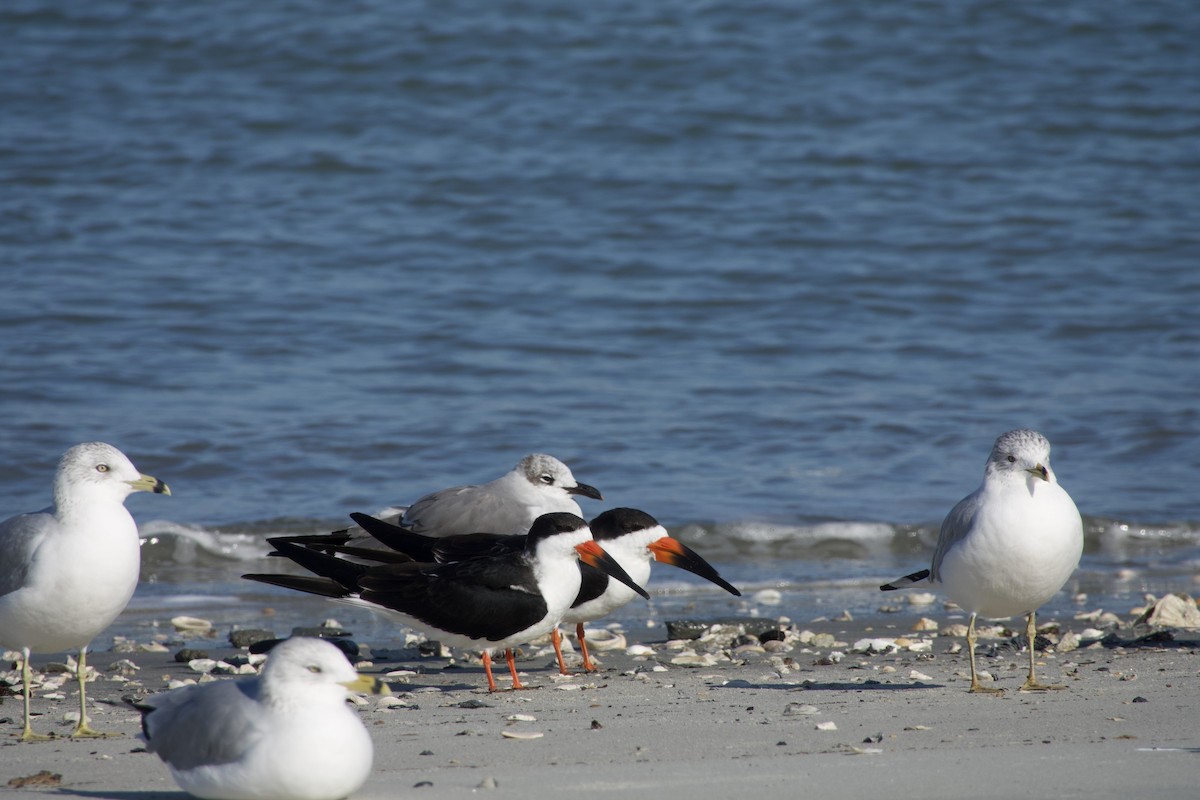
(2, 0, 1197, 639)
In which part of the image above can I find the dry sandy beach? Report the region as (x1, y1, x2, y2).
(2, 604, 1197, 800)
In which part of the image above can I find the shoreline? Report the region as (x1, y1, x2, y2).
(3, 604, 1198, 799)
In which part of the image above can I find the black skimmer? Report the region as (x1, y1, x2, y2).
(244, 513, 646, 692)
(345, 507, 741, 674)
(377, 453, 602, 536)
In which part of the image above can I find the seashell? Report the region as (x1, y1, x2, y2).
(811, 633, 836, 648)
(377, 696, 408, 709)
(138, 643, 170, 653)
(171, 616, 214, 634)
(582, 630, 626, 651)
(906, 593, 936, 606)
(906, 640, 932, 653)
(188, 659, 218, 674)
(506, 714, 537, 722)
(783, 703, 819, 716)
(625, 644, 655, 657)
(911, 617, 939, 632)
(671, 652, 719, 667)
(909, 670, 934, 681)
(815, 721, 838, 731)
(753, 589, 782, 606)
(501, 730, 544, 740)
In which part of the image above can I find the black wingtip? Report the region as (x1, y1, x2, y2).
(879, 569, 931, 591)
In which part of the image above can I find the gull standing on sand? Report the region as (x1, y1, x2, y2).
(384, 453, 603, 536)
(0, 442, 170, 740)
(135, 637, 386, 800)
(880, 429, 1083, 692)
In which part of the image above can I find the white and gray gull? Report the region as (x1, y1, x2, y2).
(0, 442, 170, 740)
(135, 636, 386, 800)
(881, 429, 1083, 692)
(382, 453, 602, 536)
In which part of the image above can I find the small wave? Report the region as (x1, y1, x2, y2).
(139, 519, 272, 564)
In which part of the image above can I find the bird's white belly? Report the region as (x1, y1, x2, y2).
(0, 524, 140, 652)
(171, 707, 373, 800)
(939, 499, 1082, 618)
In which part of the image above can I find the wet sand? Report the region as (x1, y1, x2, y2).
(2, 609, 1197, 800)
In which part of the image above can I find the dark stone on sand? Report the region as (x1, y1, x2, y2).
(665, 618, 784, 641)
(291, 626, 353, 638)
(174, 648, 209, 663)
(419, 640, 445, 657)
(229, 629, 276, 649)
(1132, 696, 1149, 703)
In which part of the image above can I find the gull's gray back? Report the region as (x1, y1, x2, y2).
(0, 510, 54, 600)
(141, 679, 266, 770)
(929, 489, 984, 584)
(401, 485, 535, 536)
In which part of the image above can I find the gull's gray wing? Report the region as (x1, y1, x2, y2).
(138, 678, 266, 770)
(0, 509, 55, 599)
(401, 486, 531, 536)
(929, 488, 984, 583)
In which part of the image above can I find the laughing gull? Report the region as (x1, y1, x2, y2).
(383, 453, 602, 536)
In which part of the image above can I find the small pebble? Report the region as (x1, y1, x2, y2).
(815, 721, 838, 731)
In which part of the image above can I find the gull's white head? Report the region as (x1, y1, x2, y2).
(260, 637, 386, 702)
(516, 453, 602, 501)
(54, 441, 171, 508)
(985, 429, 1056, 484)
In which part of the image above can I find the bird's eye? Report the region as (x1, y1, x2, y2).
(307, 665, 322, 674)
(1006, 455, 1016, 463)
(540, 475, 554, 484)
(96, 464, 110, 473)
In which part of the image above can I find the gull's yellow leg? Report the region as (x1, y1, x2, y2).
(19, 648, 53, 742)
(70, 646, 116, 738)
(1020, 611, 1066, 691)
(967, 614, 1003, 694)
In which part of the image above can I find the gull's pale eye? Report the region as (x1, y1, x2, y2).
(540, 475, 554, 484)
(96, 464, 110, 473)
(307, 665, 322, 674)
(1006, 456, 1016, 464)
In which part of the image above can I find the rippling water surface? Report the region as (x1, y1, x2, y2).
(2, 0, 1197, 641)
